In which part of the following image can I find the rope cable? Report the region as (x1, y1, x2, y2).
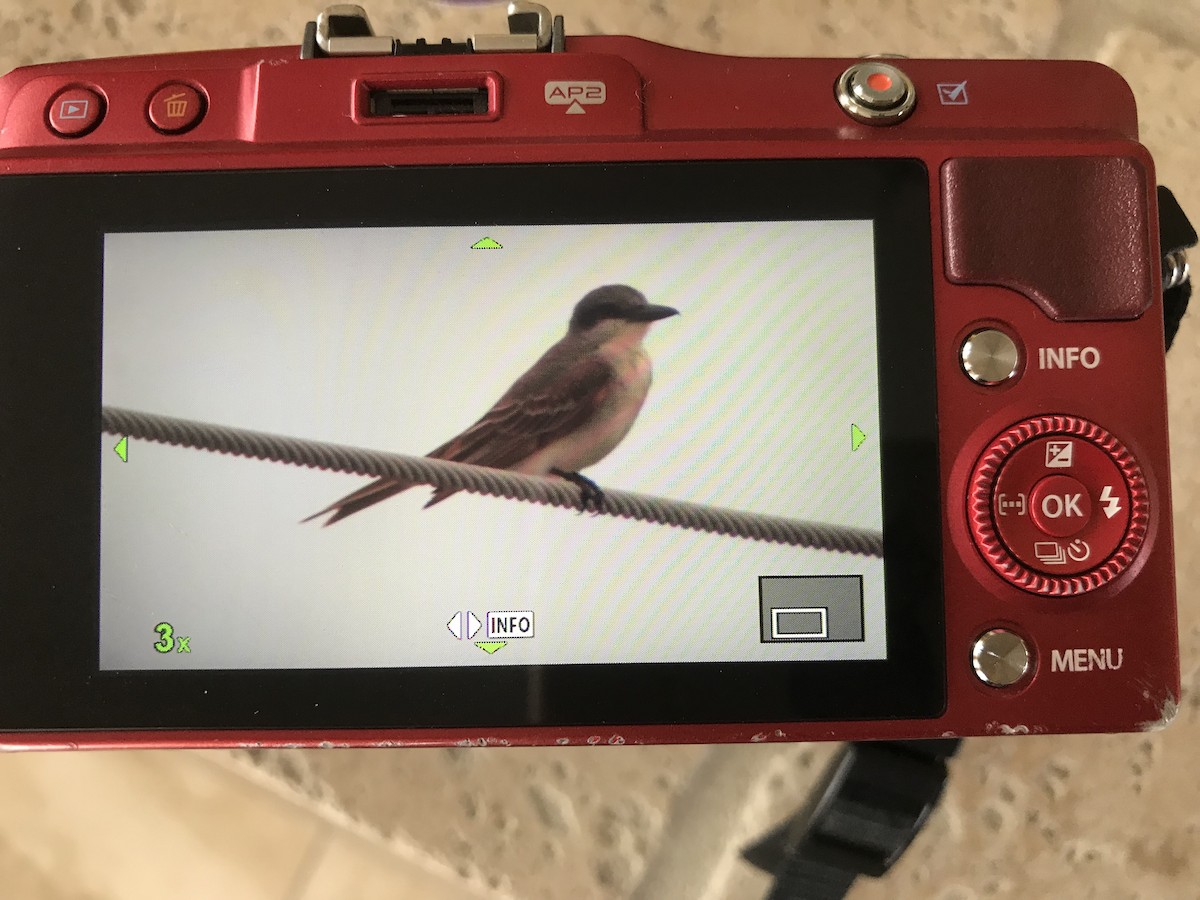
(101, 406, 884, 558)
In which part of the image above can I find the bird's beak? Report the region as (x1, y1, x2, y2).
(630, 304, 680, 322)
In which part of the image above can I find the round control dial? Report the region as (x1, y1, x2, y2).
(968, 416, 1149, 596)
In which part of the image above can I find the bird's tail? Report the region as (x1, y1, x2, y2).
(301, 478, 414, 526)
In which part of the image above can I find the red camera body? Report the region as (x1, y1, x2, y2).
(0, 5, 1178, 749)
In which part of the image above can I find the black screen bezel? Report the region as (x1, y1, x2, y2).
(0, 159, 944, 732)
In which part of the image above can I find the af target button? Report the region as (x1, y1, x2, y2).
(969, 416, 1149, 595)
(1028, 474, 1092, 537)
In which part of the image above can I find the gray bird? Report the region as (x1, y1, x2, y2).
(303, 284, 679, 525)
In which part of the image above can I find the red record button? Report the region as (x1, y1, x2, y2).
(46, 87, 104, 137)
(148, 83, 205, 133)
(969, 416, 1149, 595)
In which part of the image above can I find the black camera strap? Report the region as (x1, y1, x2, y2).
(744, 739, 962, 900)
(1161, 186, 1197, 351)
(743, 185, 1195, 900)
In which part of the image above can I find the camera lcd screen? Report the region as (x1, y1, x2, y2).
(98, 221, 883, 670)
(0, 159, 944, 730)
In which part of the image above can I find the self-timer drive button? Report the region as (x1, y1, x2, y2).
(46, 86, 105, 137)
(969, 416, 1149, 595)
(835, 62, 916, 124)
(148, 83, 205, 133)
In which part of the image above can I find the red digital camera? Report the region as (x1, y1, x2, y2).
(0, 3, 1179, 749)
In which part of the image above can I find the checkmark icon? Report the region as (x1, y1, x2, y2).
(937, 81, 969, 105)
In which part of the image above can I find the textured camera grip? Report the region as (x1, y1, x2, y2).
(941, 156, 1154, 321)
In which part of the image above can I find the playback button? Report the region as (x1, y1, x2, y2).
(46, 87, 105, 137)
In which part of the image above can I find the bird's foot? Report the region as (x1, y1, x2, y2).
(551, 468, 605, 514)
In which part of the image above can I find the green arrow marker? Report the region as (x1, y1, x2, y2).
(114, 435, 129, 462)
(475, 641, 507, 655)
(471, 237, 502, 250)
(850, 424, 867, 452)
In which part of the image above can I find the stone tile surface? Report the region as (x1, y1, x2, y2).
(516, 0, 1064, 58)
(0, 840, 106, 900)
(0, 750, 321, 900)
(632, 743, 839, 900)
(1094, 26, 1200, 221)
(297, 829, 501, 900)
(236, 744, 706, 899)
(851, 731, 1200, 899)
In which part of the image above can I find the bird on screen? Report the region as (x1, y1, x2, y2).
(303, 284, 679, 525)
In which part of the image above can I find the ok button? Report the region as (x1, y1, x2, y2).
(1029, 474, 1092, 537)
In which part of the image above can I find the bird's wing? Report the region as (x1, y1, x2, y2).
(428, 351, 615, 470)
(303, 347, 614, 523)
